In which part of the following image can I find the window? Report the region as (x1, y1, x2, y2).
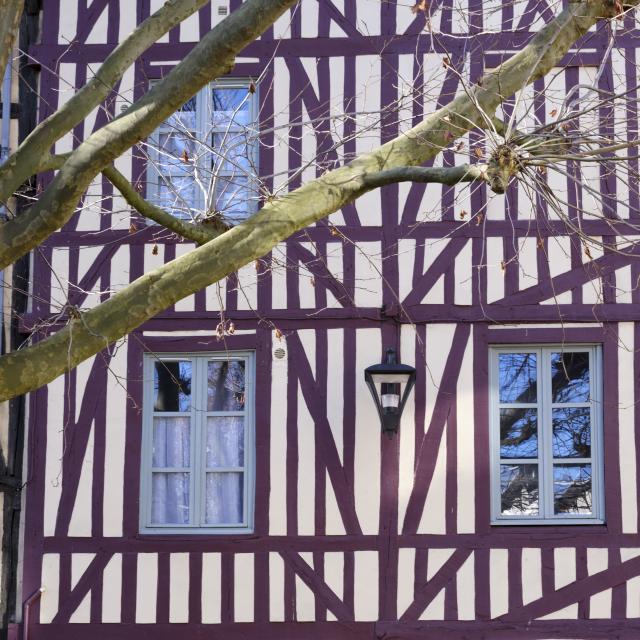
(140, 352, 255, 534)
(146, 79, 259, 224)
(490, 345, 603, 525)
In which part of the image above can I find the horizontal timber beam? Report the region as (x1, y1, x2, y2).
(20, 304, 640, 333)
(40, 530, 640, 553)
(38, 219, 640, 246)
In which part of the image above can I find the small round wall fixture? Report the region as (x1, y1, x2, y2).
(364, 348, 416, 437)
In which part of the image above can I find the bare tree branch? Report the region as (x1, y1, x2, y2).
(0, 0, 634, 400)
(360, 164, 488, 190)
(0, 0, 210, 203)
(102, 164, 226, 244)
(0, 0, 298, 270)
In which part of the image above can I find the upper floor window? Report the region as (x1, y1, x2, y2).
(490, 345, 603, 525)
(140, 352, 255, 534)
(146, 79, 259, 224)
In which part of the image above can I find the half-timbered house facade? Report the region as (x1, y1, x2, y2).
(11, 0, 640, 638)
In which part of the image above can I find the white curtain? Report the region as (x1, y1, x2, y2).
(151, 417, 190, 524)
(152, 360, 246, 526)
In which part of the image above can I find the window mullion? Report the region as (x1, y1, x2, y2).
(540, 347, 552, 520)
(196, 87, 207, 213)
(191, 356, 203, 527)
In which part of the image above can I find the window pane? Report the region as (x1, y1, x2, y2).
(157, 132, 197, 172)
(151, 472, 190, 524)
(499, 353, 537, 403)
(207, 416, 244, 467)
(212, 87, 252, 127)
(207, 360, 246, 411)
(153, 417, 190, 468)
(553, 464, 592, 515)
(165, 96, 197, 129)
(500, 464, 539, 516)
(552, 408, 591, 458)
(551, 352, 590, 403)
(154, 361, 191, 411)
(500, 408, 537, 458)
(205, 472, 243, 524)
(213, 176, 251, 222)
(212, 132, 253, 173)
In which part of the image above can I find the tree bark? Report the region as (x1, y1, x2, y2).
(0, 0, 632, 401)
(0, 0, 299, 270)
(0, 0, 22, 84)
(0, 0, 210, 203)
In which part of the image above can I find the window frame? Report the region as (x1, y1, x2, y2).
(489, 344, 604, 526)
(139, 351, 256, 535)
(145, 77, 260, 222)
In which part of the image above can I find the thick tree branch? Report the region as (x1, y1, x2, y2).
(0, 0, 634, 400)
(102, 164, 226, 244)
(0, 0, 209, 203)
(0, 0, 21, 84)
(43, 153, 228, 243)
(0, 0, 298, 270)
(360, 164, 488, 190)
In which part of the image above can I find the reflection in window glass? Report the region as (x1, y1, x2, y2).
(147, 82, 258, 224)
(500, 464, 539, 516)
(492, 346, 600, 523)
(500, 408, 538, 458)
(553, 464, 592, 514)
(499, 353, 537, 403)
(207, 360, 245, 411)
(552, 408, 591, 458)
(551, 352, 589, 403)
(154, 361, 191, 411)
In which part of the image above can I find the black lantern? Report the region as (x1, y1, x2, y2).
(364, 348, 416, 436)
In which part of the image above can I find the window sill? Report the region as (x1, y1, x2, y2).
(490, 521, 607, 531)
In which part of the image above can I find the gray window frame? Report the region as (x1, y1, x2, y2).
(139, 351, 256, 535)
(489, 344, 604, 525)
(146, 78, 260, 221)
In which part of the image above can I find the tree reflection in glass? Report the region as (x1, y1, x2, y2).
(500, 408, 538, 458)
(552, 408, 590, 458)
(500, 464, 539, 515)
(499, 353, 537, 403)
(554, 464, 592, 514)
(551, 352, 589, 403)
(154, 360, 192, 411)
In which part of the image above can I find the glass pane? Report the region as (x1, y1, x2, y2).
(165, 96, 197, 129)
(153, 417, 190, 467)
(499, 353, 537, 403)
(207, 360, 246, 410)
(154, 361, 191, 411)
(500, 464, 539, 516)
(213, 176, 251, 222)
(156, 180, 198, 217)
(151, 472, 189, 524)
(500, 408, 537, 458)
(212, 87, 252, 127)
(157, 132, 197, 168)
(205, 472, 243, 524)
(207, 416, 244, 467)
(552, 408, 591, 458)
(551, 352, 590, 403)
(554, 464, 592, 514)
(212, 131, 252, 173)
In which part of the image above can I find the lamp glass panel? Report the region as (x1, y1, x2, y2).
(370, 373, 410, 384)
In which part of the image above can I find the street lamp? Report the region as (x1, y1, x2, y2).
(364, 348, 416, 437)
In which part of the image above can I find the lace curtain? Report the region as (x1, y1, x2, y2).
(152, 360, 245, 525)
